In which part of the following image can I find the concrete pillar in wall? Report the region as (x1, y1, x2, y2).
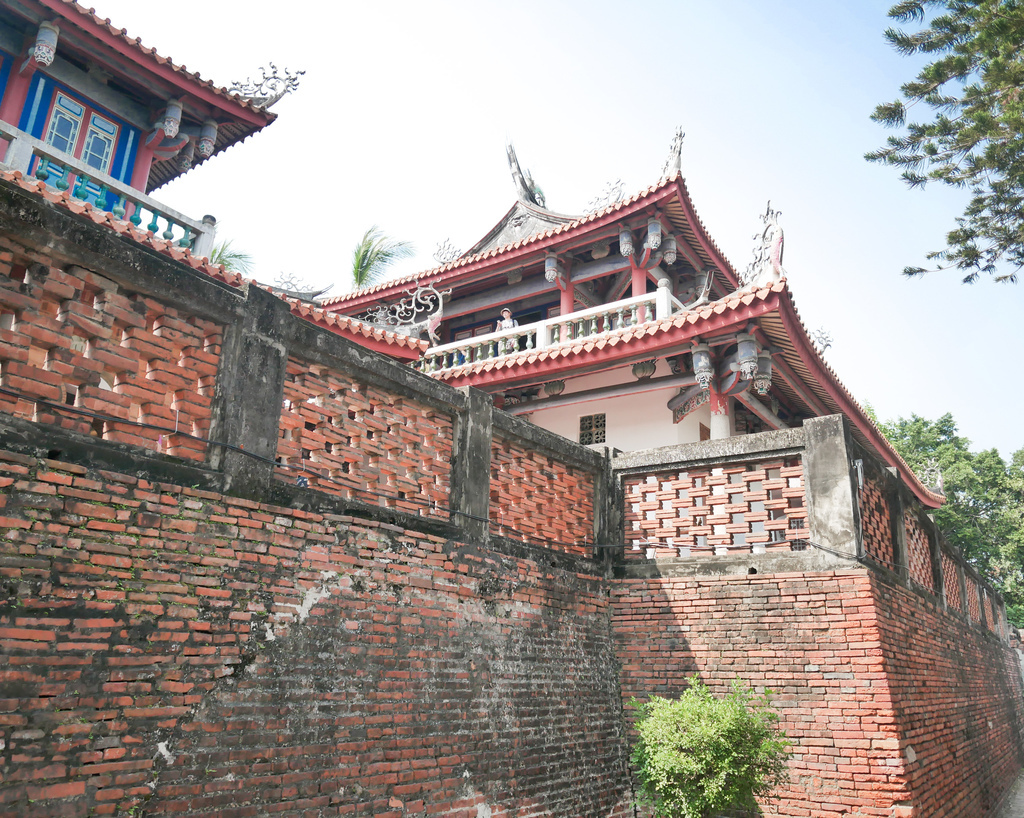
(206, 285, 291, 498)
(802, 414, 862, 559)
(451, 386, 492, 544)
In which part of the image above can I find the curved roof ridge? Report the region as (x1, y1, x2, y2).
(321, 174, 687, 308)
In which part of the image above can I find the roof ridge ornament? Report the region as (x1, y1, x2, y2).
(660, 127, 685, 179)
(433, 239, 462, 265)
(360, 284, 451, 345)
(228, 63, 304, 109)
(740, 201, 786, 288)
(584, 179, 624, 214)
(506, 143, 546, 208)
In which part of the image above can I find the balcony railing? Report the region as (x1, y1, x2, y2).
(415, 283, 684, 373)
(0, 121, 216, 258)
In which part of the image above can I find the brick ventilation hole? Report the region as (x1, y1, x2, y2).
(904, 510, 934, 592)
(275, 359, 452, 517)
(489, 436, 594, 555)
(623, 458, 806, 559)
(861, 475, 895, 568)
(942, 552, 963, 612)
(0, 252, 220, 461)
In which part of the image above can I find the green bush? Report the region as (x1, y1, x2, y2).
(629, 677, 790, 818)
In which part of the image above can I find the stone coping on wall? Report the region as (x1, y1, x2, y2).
(611, 425, 806, 475)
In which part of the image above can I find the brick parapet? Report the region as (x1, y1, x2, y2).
(0, 183, 604, 552)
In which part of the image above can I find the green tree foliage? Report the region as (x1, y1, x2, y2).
(629, 678, 790, 818)
(351, 226, 414, 289)
(209, 239, 254, 275)
(879, 413, 1024, 622)
(866, 1, 1024, 282)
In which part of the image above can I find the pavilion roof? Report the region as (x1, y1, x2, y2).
(321, 172, 742, 312)
(3, 0, 276, 192)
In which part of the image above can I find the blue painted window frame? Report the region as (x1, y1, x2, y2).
(18, 73, 138, 206)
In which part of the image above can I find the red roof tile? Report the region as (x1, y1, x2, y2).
(44, 0, 274, 120)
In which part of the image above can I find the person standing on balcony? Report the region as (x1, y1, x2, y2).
(496, 307, 518, 355)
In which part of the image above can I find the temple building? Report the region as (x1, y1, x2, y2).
(321, 139, 943, 512)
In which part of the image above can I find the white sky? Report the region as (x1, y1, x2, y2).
(91, 0, 1021, 458)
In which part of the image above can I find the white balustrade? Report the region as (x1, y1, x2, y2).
(416, 284, 687, 374)
(0, 121, 216, 258)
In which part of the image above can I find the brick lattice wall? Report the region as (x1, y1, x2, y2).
(904, 510, 934, 592)
(0, 249, 220, 462)
(0, 450, 631, 817)
(623, 458, 806, 559)
(489, 435, 594, 555)
(942, 552, 963, 613)
(275, 358, 452, 518)
(860, 474, 895, 569)
(967, 577, 982, 622)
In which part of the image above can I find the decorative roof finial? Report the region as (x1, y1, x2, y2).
(584, 179, 624, 214)
(506, 143, 545, 208)
(433, 239, 461, 265)
(661, 127, 685, 179)
(229, 63, 304, 109)
(740, 201, 786, 288)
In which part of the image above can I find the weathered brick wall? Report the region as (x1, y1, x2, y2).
(622, 457, 806, 560)
(0, 450, 632, 817)
(275, 357, 453, 518)
(871, 571, 1024, 818)
(612, 569, 1024, 817)
(0, 239, 221, 462)
(612, 571, 911, 817)
(488, 435, 594, 555)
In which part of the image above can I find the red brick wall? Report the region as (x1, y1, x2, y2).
(488, 436, 594, 555)
(613, 570, 912, 817)
(0, 449, 631, 817)
(623, 457, 806, 560)
(0, 243, 221, 462)
(871, 572, 1024, 817)
(276, 358, 452, 518)
(612, 569, 1024, 817)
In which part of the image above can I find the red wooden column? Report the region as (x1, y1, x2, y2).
(630, 261, 646, 298)
(709, 385, 731, 439)
(0, 66, 36, 127)
(560, 281, 574, 317)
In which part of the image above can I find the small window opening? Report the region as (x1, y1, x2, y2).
(579, 413, 606, 445)
(64, 387, 77, 406)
